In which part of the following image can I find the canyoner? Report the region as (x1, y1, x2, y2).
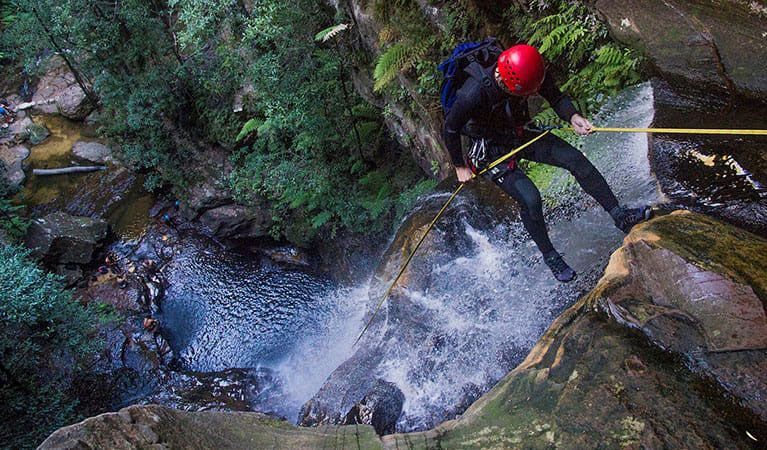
(441, 42, 653, 283)
(354, 40, 767, 346)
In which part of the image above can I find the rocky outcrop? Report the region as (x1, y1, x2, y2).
(343, 379, 405, 436)
(0, 144, 29, 189)
(381, 211, 767, 448)
(31, 56, 95, 120)
(72, 140, 114, 164)
(24, 211, 108, 283)
(39, 405, 383, 450)
(199, 202, 273, 241)
(342, 4, 452, 179)
(594, 0, 767, 100)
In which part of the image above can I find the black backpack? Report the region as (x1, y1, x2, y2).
(438, 37, 503, 115)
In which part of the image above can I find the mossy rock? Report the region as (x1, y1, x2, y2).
(40, 405, 383, 450)
(26, 122, 50, 145)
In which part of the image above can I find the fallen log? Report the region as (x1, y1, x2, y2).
(33, 166, 106, 176)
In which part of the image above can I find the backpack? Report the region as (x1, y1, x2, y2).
(438, 38, 503, 115)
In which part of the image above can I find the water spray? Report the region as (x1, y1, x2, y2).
(353, 126, 767, 346)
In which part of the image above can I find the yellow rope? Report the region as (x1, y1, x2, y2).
(353, 131, 551, 346)
(565, 127, 767, 135)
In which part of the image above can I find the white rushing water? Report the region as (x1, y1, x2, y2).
(159, 83, 662, 428)
(331, 82, 663, 430)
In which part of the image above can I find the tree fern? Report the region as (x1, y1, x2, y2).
(373, 39, 432, 92)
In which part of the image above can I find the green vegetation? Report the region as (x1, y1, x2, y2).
(515, 2, 642, 113)
(370, 0, 643, 116)
(1, 0, 432, 241)
(0, 244, 101, 449)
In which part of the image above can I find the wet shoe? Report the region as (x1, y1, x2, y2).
(610, 205, 652, 233)
(543, 250, 577, 283)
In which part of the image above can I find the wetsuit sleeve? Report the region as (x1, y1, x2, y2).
(538, 73, 579, 122)
(443, 81, 482, 167)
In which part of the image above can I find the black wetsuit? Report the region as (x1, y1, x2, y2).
(443, 65, 619, 254)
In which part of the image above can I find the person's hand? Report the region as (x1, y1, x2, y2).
(571, 113, 593, 135)
(455, 166, 473, 183)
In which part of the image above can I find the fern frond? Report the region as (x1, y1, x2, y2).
(378, 25, 396, 45)
(314, 23, 350, 42)
(373, 40, 431, 92)
(236, 117, 263, 141)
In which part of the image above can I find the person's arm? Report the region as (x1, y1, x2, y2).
(443, 81, 481, 182)
(538, 74, 593, 135)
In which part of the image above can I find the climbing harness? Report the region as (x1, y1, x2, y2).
(353, 131, 551, 346)
(353, 125, 767, 346)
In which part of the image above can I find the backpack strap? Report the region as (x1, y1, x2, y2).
(464, 61, 494, 89)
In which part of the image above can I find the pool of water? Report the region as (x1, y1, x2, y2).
(15, 114, 153, 240)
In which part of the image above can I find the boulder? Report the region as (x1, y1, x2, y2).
(31, 56, 95, 120)
(26, 122, 50, 145)
(382, 211, 767, 448)
(594, 0, 767, 100)
(343, 379, 405, 436)
(72, 140, 114, 164)
(181, 181, 232, 217)
(39, 405, 383, 450)
(25, 212, 108, 267)
(199, 203, 272, 240)
(0, 145, 30, 189)
(0, 116, 33, 147)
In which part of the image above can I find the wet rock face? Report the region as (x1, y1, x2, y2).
(594, 0, 767, 100)
(343, 379, 405, 436)
(24, 211, 108, 283)
(649, 80, 767, 236)
(31, 56, 95, 120)
(600, 211, 767, 421)
(384, 211, 767, 448)
(39, 405, 383, 450)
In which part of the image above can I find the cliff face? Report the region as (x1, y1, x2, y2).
(594, 0, 767, 100)
(41, 211, 767, 448)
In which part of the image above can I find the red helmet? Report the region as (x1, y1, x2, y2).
(497, 44, 546, 96)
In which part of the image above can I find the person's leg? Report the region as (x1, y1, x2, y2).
(523, 133, 619, 212)
(493, 168, 576, 282)
(522, 133, 651, 232)
(494, 168, 553, 254)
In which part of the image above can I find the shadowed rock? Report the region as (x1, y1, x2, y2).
(594, 0, 767, 100)
(344, 379, 405, 436)
(24, 211, 108, 283)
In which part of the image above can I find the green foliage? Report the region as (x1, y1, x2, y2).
(373, 40, 433, 92)
(514, 1, 643, 114)
(236, 117, 263, 142)
(0, 244, 100, 449)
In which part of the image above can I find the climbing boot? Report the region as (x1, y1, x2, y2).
(543, 250, 576, 283)
(610, 205, 652, 233)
